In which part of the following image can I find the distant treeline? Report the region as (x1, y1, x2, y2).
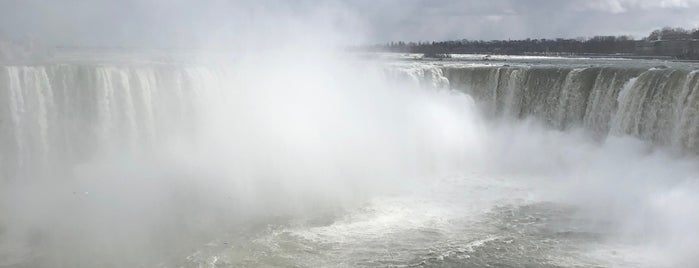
(367, 27, 699, 59)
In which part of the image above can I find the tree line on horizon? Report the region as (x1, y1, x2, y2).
(368, 27, 699, 57)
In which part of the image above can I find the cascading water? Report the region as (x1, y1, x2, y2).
(437, 64, 699, 152)
(0, 65, 222, 180)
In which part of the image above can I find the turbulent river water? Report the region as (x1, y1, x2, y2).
(1, 52, 698, 267)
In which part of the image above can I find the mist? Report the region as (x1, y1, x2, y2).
(481, 120, 699, 266)
(1, 1, 699, 268)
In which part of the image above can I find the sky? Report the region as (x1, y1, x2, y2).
(0, 0, 698, 47)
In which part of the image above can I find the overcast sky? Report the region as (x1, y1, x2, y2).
(1, 0, 698, 47)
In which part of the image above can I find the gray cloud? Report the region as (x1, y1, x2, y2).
(349, 0, 699, 42)
(0, 0, 697, 47)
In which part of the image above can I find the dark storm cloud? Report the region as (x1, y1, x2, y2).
(0, 0, 697, 47)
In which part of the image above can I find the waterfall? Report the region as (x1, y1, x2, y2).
(1, 57, 699, 268)
(0, 64, 227, 180)
(427, 65, 699, 152)
(3, 62, 699, 182)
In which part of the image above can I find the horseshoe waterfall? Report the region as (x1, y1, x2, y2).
(1, 54, 699, 267)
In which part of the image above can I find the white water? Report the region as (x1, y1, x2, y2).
(1, 52, 699, 267)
